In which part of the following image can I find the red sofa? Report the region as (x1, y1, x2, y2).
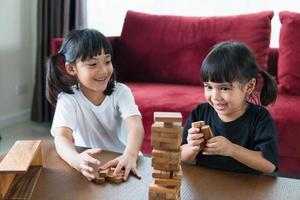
(51, 11, 300, 174)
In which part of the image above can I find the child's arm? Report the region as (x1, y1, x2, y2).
(181, 127, 205, 161)
(54, 127, 102, 180)
(204, 136, 276, 173)
(100, 115, 144, 180)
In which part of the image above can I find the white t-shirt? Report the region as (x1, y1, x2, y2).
(50, 82, 141, 153)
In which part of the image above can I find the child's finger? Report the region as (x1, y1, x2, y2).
(82, 169, 94, 181)
(188, 128, 200, 135)
(100, 158, 118, 170)
(130, 167, 142, 179)
(86, 148, 102, 156)
(80, 162, 94, 173)
(123, 167, 130, 180)
(85, 156, 101, 166)
(206, 142, 217, 148)
(190, 133, 204, 140)
(113, 162, 124, 176)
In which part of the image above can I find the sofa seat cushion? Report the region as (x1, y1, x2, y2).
(126, 82, 205, 153)
(268, 94, 300, 159)
(278, 11, 300, 95)
(116, 10, 273, 85)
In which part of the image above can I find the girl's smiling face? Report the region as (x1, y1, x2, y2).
(75, 50, 113, 94)
(204, 81, 250, 122)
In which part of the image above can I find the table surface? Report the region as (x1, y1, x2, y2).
(2, 141, 300, 200)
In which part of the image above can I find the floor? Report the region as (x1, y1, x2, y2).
(0, 121, 53, 154)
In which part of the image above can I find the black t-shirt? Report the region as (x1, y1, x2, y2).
(182, 103, 279, 174)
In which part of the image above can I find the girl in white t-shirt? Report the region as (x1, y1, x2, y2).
(46, 29, 144, 181)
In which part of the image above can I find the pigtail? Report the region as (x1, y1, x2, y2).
(46, 53, 77, 106)
(259, 70, 278, 106)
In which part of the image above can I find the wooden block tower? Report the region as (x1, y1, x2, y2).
(149, 112, 183, 200)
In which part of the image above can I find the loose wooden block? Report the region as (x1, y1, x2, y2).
(0, 140, 43, 200)
(201, 125, 213, 141)
(106, 167, 124, 184)
(0, 140, 42, 173)
(98, 168, 109, 177)
(191, 121, 205, 128)
(154, 112, 183, 123)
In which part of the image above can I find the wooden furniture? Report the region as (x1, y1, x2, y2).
(1, 141, 300, 200)
(0, 140, 42, 200)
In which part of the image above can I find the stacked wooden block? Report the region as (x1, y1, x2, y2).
(149, 112, 183, 200)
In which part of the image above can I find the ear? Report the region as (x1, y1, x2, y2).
(245, 78, 256, 95)
(65, 63, 77, 76)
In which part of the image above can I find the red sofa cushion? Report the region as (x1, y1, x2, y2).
(278, 11, 300, 95)
(116, 10, 273, 85)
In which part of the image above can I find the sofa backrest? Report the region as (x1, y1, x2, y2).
(51, 36, 279, 82)
(115, 10, 274, 85)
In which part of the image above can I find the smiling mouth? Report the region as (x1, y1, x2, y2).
(214, 103, 226, 111)
(95, 77, 107, 81)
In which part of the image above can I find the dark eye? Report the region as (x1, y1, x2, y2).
(204, 85, 212, 90)
(221, 87, 230, 91)
(106, 60, 111, 65)
(88, 63, 97, 67)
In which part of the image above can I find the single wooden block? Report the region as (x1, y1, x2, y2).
(92, 174, 105, 184)
(152, 149, 181, 160)
(152, 169, 172, 179)
(106, 168, 124, 184)
(0, 140, 43, 200)
(151, 142, 181, 151)
(0, 140, 42, 173)
(152, 122, 183, 135)
(154, 178, 181, 187)
(201, 125, 213, 141)
(149, 184, 179, 199)
(154, 112, 183, 123)
(98, 168, 109, 177)
(191, 121, 205, 128)
(151, 135, 181, 146)
(152, 162, 180, 171)
(172, 168, 183, 180)
(152, 157, 180, 166)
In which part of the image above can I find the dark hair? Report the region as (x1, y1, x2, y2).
(46, 29, 115, 106)
(201, 41, 277, 106)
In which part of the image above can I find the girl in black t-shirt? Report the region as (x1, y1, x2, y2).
(181, 41, 279, 174)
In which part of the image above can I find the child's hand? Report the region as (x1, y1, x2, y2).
(100, 153, 141, 181)
(203, 136, 234, 157)
(187, 127, 205, 153)
(74, 148, 102, 181)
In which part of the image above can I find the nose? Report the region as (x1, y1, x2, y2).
(211, 89, 222, 101)
(97, 64, 108, 75)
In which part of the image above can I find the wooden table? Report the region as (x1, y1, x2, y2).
(2, 141, 300, 200)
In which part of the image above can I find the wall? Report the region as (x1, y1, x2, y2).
(0, 0, 37, 128)
(87, 0, 300, 47)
